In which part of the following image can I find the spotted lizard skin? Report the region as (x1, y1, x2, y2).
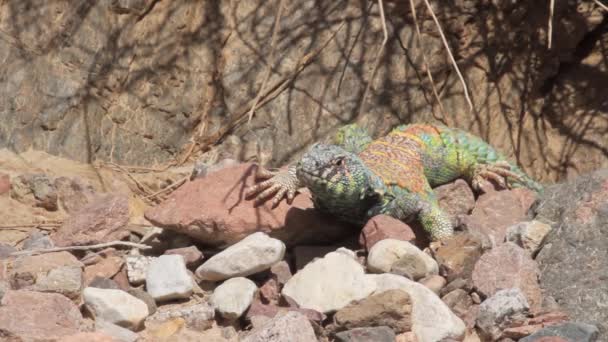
(246, 123, 542, 241)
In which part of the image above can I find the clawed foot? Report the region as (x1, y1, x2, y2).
(245, 165, 299, 208)
(471, 161, 523, 191)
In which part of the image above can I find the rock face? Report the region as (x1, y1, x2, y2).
(195, 232, 286, 281)
(535, 169, 608, 336)
(146, 164, 354, 247)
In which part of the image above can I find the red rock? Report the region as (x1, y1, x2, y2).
(145, 163, 353, 247)
(52, 193, 130, 247)
(501, 311, 569, 339)
(462, 188, 538, 245)
(359, 215, 416, 251)
(434, 233, 484, 282)
(59, 332, 119, 342)
(472, 242, 543, 312)
(0, 173, 10, 196)
(83, 255, 124, 287)
(246, 299, 325, 324)
(111, 265, 131, 291)
(270, 261, 292, 285)
(533, 337, 568, 342)
(10, 251, 83, 288)
(164, 246, 203, 267)
(435, 179, 476, 224)
(259, 278, 281, 304)
(0, 290, 83, 340)
(54, 176, 96, 214)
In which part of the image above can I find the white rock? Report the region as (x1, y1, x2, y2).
(146, 255, 193, 302)
(242, 311, 317, 342)
(125, 255, 153, 285)
(282, 250, 376, 313)
(96, 320, 139, 342)
(83, 287, 149, 330)
(145, 300, 215, 330)
(369, 274, 465, 342)
(477, 288, 529, 339)
(367, 239, 438, 277)
(30, 265, 83, 299)
(505, 221, 552, 254)
(195, 232, 286, 281)
(211, 277, 257, 320)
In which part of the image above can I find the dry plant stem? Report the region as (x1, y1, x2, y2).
(548, 0, 555, 49)
(11, 241, 152, 256)
(248, 0, 285, 124)
(593, 0, 608, 11)
(408, 0, 448, 124)
(145, 176, 188, 199)
(421, 0, 474, 113)
(358, 0, 388, 118)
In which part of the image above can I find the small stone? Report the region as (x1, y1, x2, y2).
(125, 254, 153, 285)
(211, 277, 257, 320)
(359, 215, 416, 251)
(472, 242, 542, 312)
(334, 289, 412, 333)
(476, 288, 529, 340)
(505, 221, 552, 255)
(395, 331, 418, 342)
(435, 179, 476, 224)
(195, 232, 285, 281)
(245, 299, 325, 327)
(164, 245, 203, 267)
(259, 277, 280, 303)
(83, 287, 149, 330)
(30, 265, 83, 299)
(22, 231, 54, 250)
(0, 173, 10, 196)
(84, 255, 124, 287)
(519, 322, 599, 342)
(390, 254, 429, 280)
(127, 288, 157, 315)
(95, 320, 138, 342)
(242, 311, 317, 342)
(501, 311, 569, 340)
(146, 255, 193, 302)
(367, 239, 438, 279)
(0, 243, 16, 259)
(0, 290, 83, 341)
(0, 281, 9, 301)
(419, 274, 446, 294)
(270, 260, 292, 285)
(335, 326, 396, 342)
(145, 300, 215, 331)
(434, 233, 484, 282)
(282, 250, 376, 313)
(370, 274, 466, 342)
(441, 289, 474, 320)
(89, 277, 120, 290)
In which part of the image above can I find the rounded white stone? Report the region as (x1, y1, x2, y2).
(367, 239, 438, 276)
(146, 255, 193, 302)
(83, 287, 149, 330)
(211, 277, 258, 320)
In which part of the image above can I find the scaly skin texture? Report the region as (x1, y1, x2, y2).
(246, 123, 543, 241)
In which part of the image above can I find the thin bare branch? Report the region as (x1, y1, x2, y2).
(358, 0, 388, 118)
(11, 241, 152, 256)
(593, 0, 608, 11)
(248, 0, 285, 124)
(421, 0, 474, 113)
(548, 0, 555, 49)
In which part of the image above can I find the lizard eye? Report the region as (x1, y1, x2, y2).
(334, 157, 345, 167)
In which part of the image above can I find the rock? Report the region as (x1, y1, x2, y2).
(11, 174, 59, 211)
(125, 254, 153, 285)
(419, 275, 446, 294)
(0, 229, 28, 247)
(127, 288, 158, 315)
(164, 246, 203, 267)
(370, 274, 466, 342)
(333, 289, 412, 333)
(441, 289, 474, 321)
(0, 281, 8, 301)
(22, 231, 54, 250)
(96, 320, 139, 342)
(145, 300, 215, 331)
(83, 287, 149, 330)
(500, 311, 569, 340)
(472, 242, 542, 312)
(282, 250, 376, 313)
(462, 188, 537, 245)
(534, 170, 608, 335)
(145, 163, 353, 247)
(245, 299, 325, 327)
(358, 215, 416, 251)
(242, 311, 317, 342)
(146, 255, 193, 302)
(0, 173, 9, 196)
(59, 332, 118, 342)
(89, 277, 121, 290)
(293, 245, 338, 270)
(270, 260, 292, 285)
(434, 233, 484, 282)
(211, 277, 257, 320)
(0, 243, 16, 258)
(519, 322, 599, 342)
(505, 220, 552, 255)
(435, 179, 476, 224)
(84, 255, 124, 286)
(29, 265, 83, 299)
(112, 266, 131, 291)
(335, 326, 396, 342)
(52, 193, 130, 246)
(476, 288, 529, 340)
(195, 232, 285, 281)
(0, 290, 83, 340)
(395, 331, 418, 342)
(367, 239, 438, 279)
(54, 176, 96, 214)
(259, 277, 280, 303)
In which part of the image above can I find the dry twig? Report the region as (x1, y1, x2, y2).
(421, 0, 474, 113)
(144, 175, 188, 200)
(0, 223, 62, 231)
(11, 241, 152, 256)
(593, 0, 608, 11)
(548, 0, 555, 49)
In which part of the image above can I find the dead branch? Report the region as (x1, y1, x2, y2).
(248, 0, 286, 124)
(10, 241, 152, 256)
(0, 223, 62, 231)
(358, 0, 388, 118)
(144, 175, 188, 200)
(593, 0, 608, 11)
(548, 0, 555, 49)
(421, 0, 474, 113)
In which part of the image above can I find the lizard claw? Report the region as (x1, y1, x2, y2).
(471, 161, 523, 191)
(245, 165, 300, 207)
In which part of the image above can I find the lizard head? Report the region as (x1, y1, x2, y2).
(296, 144, 382, 218)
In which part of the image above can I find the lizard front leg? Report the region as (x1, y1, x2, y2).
(245, 164, 301, 208)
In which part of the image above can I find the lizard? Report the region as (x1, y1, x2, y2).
(245, 123, 543, 241)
